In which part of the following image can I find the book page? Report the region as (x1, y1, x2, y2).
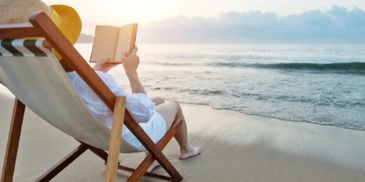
(90, 26, 120, 63)
(114, 23, 138, 61)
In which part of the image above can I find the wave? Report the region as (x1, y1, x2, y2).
(213, 62, 365, 74)
(163, 54, 274, 61)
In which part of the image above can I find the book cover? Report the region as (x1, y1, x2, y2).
(90, 23, 138, 63)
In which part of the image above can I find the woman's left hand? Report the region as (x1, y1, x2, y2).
(93, 59, 121, 73)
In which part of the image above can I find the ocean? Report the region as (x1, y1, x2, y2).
(69, 44, 365, 130)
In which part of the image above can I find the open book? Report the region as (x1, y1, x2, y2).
(90, 23, 138, 63)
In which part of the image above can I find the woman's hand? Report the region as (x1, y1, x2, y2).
(121, 46, 146, 94)
(93, 59, 121, 73)
(122, 47, 139, 75)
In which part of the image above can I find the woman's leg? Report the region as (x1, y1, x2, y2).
(155, 101, 200, 160)
(151, 97, 165, 105)
(145, 98, 165, 172)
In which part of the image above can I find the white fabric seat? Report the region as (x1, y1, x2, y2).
(0, 38, 138, 153)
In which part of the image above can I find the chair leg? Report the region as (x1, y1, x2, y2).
(87, 144, 108, 163)
(127, 120, 183, 182)
(105, 96, 126, 182)
(89, 119, 183, 181)
(87, 145, 174, 181)
(124, 127, 180, 181)
(1, 99, 25, 182)
(118, 164, 172, 181)
(35, 143, 88, 182)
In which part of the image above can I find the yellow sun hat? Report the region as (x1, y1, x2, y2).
(49, 5, 82, 45)
(48, 4, 82, 59)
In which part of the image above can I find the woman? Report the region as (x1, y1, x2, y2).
(69, 47, 200, 160)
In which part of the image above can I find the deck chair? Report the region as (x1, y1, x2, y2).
(0, 12, 183, 182)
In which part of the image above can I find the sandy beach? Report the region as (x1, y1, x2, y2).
(1, 86, 365, 182)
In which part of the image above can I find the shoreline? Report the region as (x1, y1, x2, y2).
(1, 86, 365, 181)
(2, 84, 364, 132)
(171, 100, 365, 132)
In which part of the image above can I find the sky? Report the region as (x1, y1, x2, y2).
(43, 0, 365, 43)
(139, 6, 365, 43)
(43, 0, 365, 24)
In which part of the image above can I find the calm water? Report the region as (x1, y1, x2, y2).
(76, 43, 365, 130)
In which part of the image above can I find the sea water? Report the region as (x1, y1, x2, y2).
(77, 44, 365, 130)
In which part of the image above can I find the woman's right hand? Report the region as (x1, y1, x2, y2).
(122, 47, 139, 75)
(121, 46, 147, 94)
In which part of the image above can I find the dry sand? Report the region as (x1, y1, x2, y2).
(1, 86, 365, 182)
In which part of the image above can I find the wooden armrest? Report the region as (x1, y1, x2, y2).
(105, 96, 126, 182)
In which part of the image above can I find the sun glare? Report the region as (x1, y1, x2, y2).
(96, 0, 178, 24)
(115, 0, 164, 22)
(44, 0, 178, 24)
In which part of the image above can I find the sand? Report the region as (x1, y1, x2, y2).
(1, 86, 365, 182)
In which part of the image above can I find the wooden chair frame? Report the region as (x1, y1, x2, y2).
(0, 12, 183, 182)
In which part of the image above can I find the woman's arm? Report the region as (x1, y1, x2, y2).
(93, 47, 145, 94)
(125, 71, 146, 94)
(122, 47, 147, 94)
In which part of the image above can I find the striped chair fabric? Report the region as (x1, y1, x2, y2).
(0, 39, 50, 56)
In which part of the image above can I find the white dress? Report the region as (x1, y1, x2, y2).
(67, 71, 167, 151)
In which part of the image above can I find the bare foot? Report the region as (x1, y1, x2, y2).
(147, 161, 160, 172)
(179, 146, 200, 160)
